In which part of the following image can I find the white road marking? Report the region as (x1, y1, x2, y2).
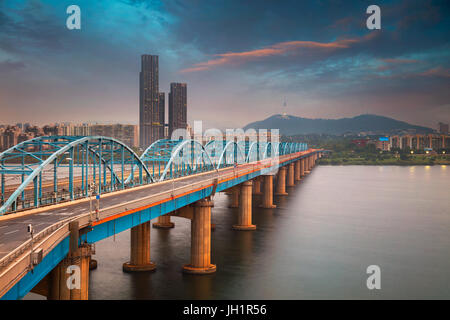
(4, 230, 19, 235)
(56, 211, 73, 216)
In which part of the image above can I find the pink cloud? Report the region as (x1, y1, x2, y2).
(381, 58, 419, 64)
(180, 35, 373, 73)
(418, 66, 450, 78)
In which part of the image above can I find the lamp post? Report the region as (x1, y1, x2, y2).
(89, 182, 96, 223)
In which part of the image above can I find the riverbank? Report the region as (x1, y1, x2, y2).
(318, 156, 450, 165)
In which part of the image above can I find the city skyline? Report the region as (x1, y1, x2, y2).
(0, 0, 449, 129)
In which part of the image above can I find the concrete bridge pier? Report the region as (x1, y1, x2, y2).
(300, 158, 305, 177)
(46, 245, 92, 300)
(275, 166, 288, 196)
(260, 175, 276, 208)
(294, 160, 301, 182)
(252, 177, 262, 195)
(287, 163, 295, 187)
(123, 221, 156, 272)
(153, 214, 175, 229)
(233, 181, 256, 231)
(31, 221, 92, 300)
(228, 186, 240, 208)
(183, 198, 216, 274)
(304, 156, 311, 174)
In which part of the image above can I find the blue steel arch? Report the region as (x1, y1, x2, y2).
(124, 139, 179, 183)
(245, 142, 259, 163)
(262, 142, 279, 159)
(133, 139, 216, 182)
(0, 136, 152, 215)
(215, 141, 246, 169)
(204, 140, 247, 169)
(158, 139, 215, 181)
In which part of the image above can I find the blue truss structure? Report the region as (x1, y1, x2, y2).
(0, 136, 152, 215)
(0, 137, 308, 215)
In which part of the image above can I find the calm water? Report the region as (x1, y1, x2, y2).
(29, 165, 450, 299)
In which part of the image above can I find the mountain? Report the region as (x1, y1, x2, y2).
(243, 114, 433, 136)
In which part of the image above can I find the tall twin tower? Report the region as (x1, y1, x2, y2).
(139, 54, 187, 148)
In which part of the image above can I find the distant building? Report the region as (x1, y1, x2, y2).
(158, 92, 165, 140)
(60, 123, 138, 147)
(376, 137, 391, 151)
(0, 122, 139, 151)
(168, 82, 187, 139)
(90, 124, 138, 147)
(139, 54, 161, 148)
(0, 126, 21, 151)
(351, 139, 369, 147)
(439, 122, 449, 134)
(390, 134, 449, 150)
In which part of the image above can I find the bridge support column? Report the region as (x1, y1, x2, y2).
(260, 175, 276, 208)
(183, 198, 216, 274)
(252, 177, 262, 195)
(229, 186, 239, 208)
(300, 158, 305, 177)
(287, 163, 295, 187)
(233, 181, 256, 231)
(47, 245, 91, 300)
(305, 156, 311, 173)
(153, 214, 175, 229)
(294, 160, 301, 182)
(123, 221, 156, 272)
(275, 167, 288, 196)
(36, 221, 92, 300)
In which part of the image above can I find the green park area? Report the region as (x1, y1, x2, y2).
(288, 135, 450, 166)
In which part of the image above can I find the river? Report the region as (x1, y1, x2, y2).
(26, 165, 450, 299)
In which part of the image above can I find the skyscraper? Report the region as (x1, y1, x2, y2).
(168, 83, 187, 139)
(139, 55, 162, 148)
(158, 92, 165, 139)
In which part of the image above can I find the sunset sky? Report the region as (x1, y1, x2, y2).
(0, 0, 449, 129)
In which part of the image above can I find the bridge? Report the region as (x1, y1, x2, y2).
(0, 135, 325, 300)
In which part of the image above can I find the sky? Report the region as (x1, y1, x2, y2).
(0, 0, 449, 129)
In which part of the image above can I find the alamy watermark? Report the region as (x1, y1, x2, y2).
(366, 265, 381, 290)
(66, 5, 81, 30)
(66, 5, 380, 31)
(366, 5, 381, 30)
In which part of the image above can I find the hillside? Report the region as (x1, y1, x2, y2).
(243, 114, 433, 135)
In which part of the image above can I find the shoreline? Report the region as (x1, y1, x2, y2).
(317, 160, 449, 166)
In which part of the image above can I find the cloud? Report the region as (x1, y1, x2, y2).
(418, 66, 450, 78)
(382, 58, 420, 64)
(180, 35, 375, 73)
